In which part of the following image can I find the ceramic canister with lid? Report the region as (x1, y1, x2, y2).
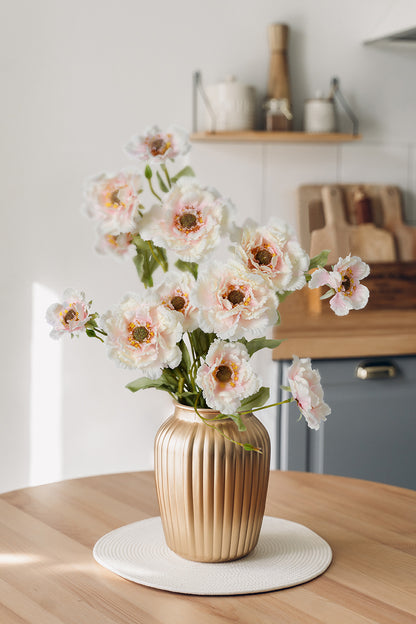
(204, 76, 256, 132)
(304, 91, 336, 133)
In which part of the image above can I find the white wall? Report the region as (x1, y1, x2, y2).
(1, 0, 415, 492)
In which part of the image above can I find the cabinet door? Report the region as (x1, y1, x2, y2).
(277, 356, 416, 490)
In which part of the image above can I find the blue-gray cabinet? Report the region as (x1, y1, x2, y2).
(276, 355, 416, 490)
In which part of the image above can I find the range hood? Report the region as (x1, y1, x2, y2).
(364, 0, 416, 45)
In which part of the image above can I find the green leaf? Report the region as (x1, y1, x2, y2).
(132, 235, 166, 288)
(178, 339, 191, 371)
(243, 443, 262, 453)
(171, 166, 195, 183)
(277, 291, 291, 304)
(154, 244, 168, 270)
(320, 288, 335, 300)
(126, 369, 178, 393)
(239, 387, 270, 412)
(144, 164, 152, 179)
(191, 328, 215, 358)
(240, 337, 282, 357)
(156, 171, 169, 193)
(227, 413, 247, 432)
(309, 250, 330, 270)
(175, 259, 198, 280)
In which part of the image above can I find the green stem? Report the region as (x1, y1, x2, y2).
(192, 398, 262, 453)
(237, 398, 294, 416)
(161, 163, 172, 189)
(147, 177, 162, 202)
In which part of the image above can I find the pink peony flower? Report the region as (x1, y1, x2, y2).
(140, 178, 233, 262)
(196, 340, 260, 414)
(156, 271, 198, 332)
(124, 125, 190, 164)
(233, 218, 310, 293)
(95, 231, 135, 258)
(193, 259, 279, 340)
(83, 170, 143, 234)
(46, 289, 90, 339)
(101, 293, 182, 377)
(309, 254, 370, 316)
(287, 356, 331, 430)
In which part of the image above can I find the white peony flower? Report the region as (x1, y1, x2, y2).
(95, 230, 135, 259)
(155, 271, 198, 332)
(46, 289, 90, 339)
(233, 218, 310, 293)
(102, 293, 182, 377)
(124, 125, 191, 164)
(287, 356, 331, 430)
(140, 178, 234, 262)
(193, 259, 279, 340)
(309, 254, 370, 316)
(83, 170, 143, 234)
(196, 340, 260, 414)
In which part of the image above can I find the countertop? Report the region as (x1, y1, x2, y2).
(1, 470, 415, 623)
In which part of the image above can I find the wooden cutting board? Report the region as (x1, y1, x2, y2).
(380, 186, 416, 261)
(309, 185, 353, 265)
(349, 223, 396, 262)
(298, 184, 410, 263)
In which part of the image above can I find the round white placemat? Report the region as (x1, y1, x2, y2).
(93, 516, 332, 595)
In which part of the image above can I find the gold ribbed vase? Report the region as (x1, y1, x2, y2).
(154, 402, 271, 562)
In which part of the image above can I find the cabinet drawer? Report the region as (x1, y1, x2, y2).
(277, 356, 416, 490)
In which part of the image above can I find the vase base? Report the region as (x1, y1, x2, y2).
(93, 516, 332, 595)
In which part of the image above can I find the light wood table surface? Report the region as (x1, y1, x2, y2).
(1, 470, 415, 623)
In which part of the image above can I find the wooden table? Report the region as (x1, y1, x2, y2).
(1, 471, 415, 623)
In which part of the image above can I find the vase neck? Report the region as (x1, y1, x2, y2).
(173, 402, 222, 423)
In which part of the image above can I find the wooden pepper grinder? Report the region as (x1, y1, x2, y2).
(265, 23, 293, 131)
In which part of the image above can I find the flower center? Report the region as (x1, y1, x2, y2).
(179, 212, 197, 229)
(170, 295, 186, 311)
(175, 207, 203, 234)
(128, 321, 153, 348)
(339, 269, 355, 296)
(215, 365, 232, 383)
(63, 308, 78, 324)
(342, 276, 351, 291)
(132, 325, 149, 342)
(149, 137, 170, 156)
(227, 289, 245, 306)
(255, 248, 273, 266)
(110, 189, 121, 205)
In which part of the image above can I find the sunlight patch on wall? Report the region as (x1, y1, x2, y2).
(30, 283, 62, 486)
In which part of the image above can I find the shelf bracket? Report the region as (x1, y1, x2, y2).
(330, 77, 359, 136)
(192, 71, 217, 133)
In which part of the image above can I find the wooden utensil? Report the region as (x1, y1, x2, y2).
(349, 188, 396, 263)
(309, 185, 353, 265)
(380, 186, 416, 261)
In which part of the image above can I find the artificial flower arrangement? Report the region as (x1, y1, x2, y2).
(47, 125, 370, 451)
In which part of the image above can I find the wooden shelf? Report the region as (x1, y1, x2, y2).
(190, 131, 362, 144)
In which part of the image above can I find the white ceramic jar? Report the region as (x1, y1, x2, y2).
(205, 76, 256, 132)
(304, 93, 336, 133)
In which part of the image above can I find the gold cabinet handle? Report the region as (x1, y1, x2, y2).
(355, 362, 397, 380)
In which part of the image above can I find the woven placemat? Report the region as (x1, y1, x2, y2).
(93, 516, 332, 596)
